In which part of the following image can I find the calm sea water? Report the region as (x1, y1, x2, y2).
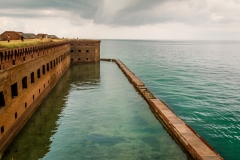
(101, 40, 240, 160)
(2, 62, 188, 159)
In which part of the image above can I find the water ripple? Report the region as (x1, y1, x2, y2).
(101, 40, 240, 160)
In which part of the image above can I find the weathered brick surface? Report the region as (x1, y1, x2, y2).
(70, 40, 100, 63)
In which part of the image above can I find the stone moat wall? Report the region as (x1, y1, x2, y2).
(0, 40, 101, 157)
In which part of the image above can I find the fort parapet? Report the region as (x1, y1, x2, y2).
(0, 39, 101, 157)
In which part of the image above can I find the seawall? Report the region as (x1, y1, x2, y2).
(101, 58, 223, 160)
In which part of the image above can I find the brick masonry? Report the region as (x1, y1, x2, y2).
(70, 40, 100, 63)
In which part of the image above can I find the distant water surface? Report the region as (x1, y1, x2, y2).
(101, 40, 240, 160)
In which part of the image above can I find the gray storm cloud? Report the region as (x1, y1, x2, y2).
(0, 0, 100, 19)
(0, 0, 240, 26)
(93, 0, 240, 26)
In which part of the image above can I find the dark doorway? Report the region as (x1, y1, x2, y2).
(1, 126, 4, 135)
(15, 112, 18, 119)
(11, 83, 18, 98)
(0, 91, 5, 107)
(42, 65, 45, 74)
(31, 72, 34, 83)
(37, 69, 41, 78)
(22, 76, 27, 89)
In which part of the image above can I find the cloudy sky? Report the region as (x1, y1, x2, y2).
(0, 0, 240, 40)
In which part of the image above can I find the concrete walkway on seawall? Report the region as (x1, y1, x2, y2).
(101, 58, 223, 160)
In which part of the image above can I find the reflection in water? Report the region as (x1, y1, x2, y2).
(2, 63, 100, 160)
(69, 62, 100, 86)
(2, 62, 188, 160)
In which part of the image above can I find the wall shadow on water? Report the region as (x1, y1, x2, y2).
(2, 62, 100, 160)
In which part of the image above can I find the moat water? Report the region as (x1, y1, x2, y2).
(3, 40, 240, 160)
(2, 62, 188, 159)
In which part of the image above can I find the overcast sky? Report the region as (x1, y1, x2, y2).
(0, 0, 240, 40)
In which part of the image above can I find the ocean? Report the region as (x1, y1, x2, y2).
(101, 39, 240, 159)
(2, 40, 240, 160)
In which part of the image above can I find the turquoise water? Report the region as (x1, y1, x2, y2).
(2, 62, 188, 159)
(101, 40, 240, 160)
